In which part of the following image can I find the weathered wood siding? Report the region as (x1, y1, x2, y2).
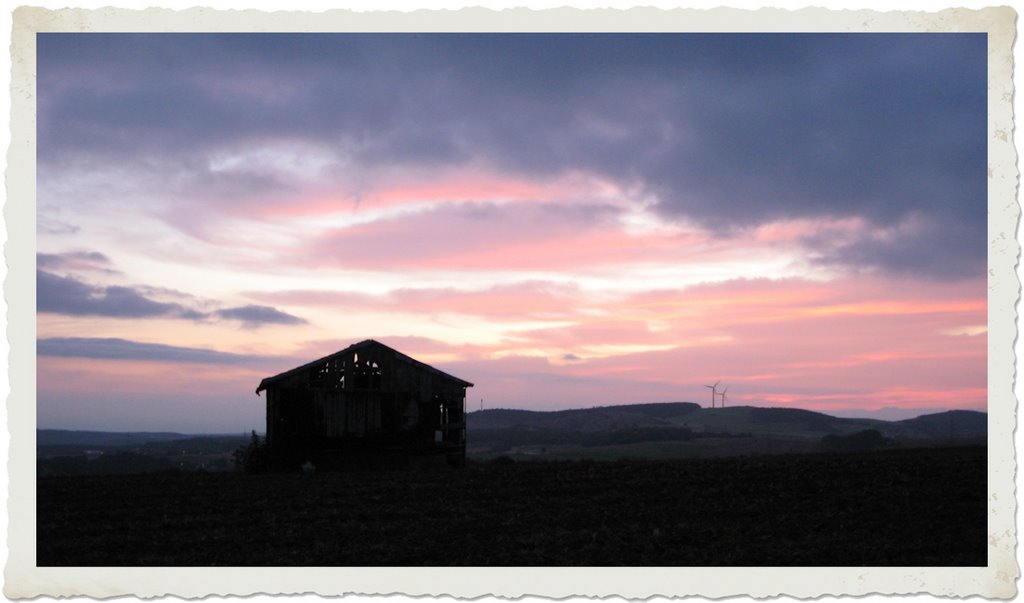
(264, 341, 467, 457)
(311, 390, 384, 438)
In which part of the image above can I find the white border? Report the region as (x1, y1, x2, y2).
(3, 3, 1018, 600)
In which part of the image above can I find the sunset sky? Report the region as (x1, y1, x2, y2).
(36, 33, 987, 433)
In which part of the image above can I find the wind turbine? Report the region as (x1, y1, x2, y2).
(704, 380, 720, 408)
(717, 385, 729, 408)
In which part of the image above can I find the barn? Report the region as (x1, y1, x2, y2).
(255, 339, 473, 467)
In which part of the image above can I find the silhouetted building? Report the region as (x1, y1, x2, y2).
(256, 339, 473, 467)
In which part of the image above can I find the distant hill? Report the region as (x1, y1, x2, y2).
(469, 403, 985, 436)
(466, 403, 986, 460)
(893, 410, 988, 439)
(469, 402, 702, 431)
(38, 430, 189, 447)
(36, 431, 251, 475)
(36, 404, 986, 470)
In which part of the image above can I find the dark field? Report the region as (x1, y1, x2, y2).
(37, 446, 987, 566)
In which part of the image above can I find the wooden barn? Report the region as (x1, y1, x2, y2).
(256, 339, 473, 467)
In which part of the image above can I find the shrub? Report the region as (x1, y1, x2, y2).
(488, 455, 516, 467)
(233, 431, 269, 474)
(821, 429, 895, 452)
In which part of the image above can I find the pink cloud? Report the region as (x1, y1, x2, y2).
(38, 262, 986, 428)
(478, 275, 987, 413)
(747, 216, 866, 244)
(292, 200, 714, 272)
(293, 274, 983, 415)
(247, 167, 619, 217)
(252, 281, 589, 322)
(37, 356, 267, 398)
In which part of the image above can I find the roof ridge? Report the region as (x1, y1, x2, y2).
(255, 339, 473, 393)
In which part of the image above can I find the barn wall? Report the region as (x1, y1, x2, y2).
(266, 389, 277, 443)
(268, 386, 316, 449)
(264, 343, 468, 458)
(311, 390, 389, 438)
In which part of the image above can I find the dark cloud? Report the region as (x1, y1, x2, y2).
(38, 33, 986, 279)
(805, 213, 985, 280)
(38, 219, 80, 235)
(214, 305, 307, 328)
(37, 251, 114, 273)
(37, 269, 306, 327)
(37, 269, 195, 319)
(38, 337, 269, 365)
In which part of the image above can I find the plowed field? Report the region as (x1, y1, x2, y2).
(37, 446, 986, 566)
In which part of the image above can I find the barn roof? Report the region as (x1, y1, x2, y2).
(255, 339, 474, 393)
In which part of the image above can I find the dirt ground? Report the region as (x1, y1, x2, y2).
(37, 445, 987, 566)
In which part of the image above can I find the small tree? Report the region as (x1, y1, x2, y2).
(821, 429, 895, 453)
(233, 430, 269, 474)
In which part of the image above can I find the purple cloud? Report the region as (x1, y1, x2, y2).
(37, 337, 274, 365)
(37, 251, 116, 273)
(37, 269, 194, 319)
(214, 304, 308, 328)
(37, 269, 305, 327)
(37, 33, 986, 278)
